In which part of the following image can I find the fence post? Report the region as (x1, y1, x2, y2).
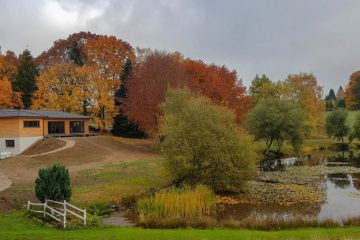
(64, 200, 67, 229)
(27, 201, 30, 211)
(84, 209, 86, 226)
(44, 200, 47, 219)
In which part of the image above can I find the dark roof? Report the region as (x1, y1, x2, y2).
(0, 109, 90, 119)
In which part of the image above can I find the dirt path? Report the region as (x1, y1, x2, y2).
(26, 138, 75, 157)
(0, 172, 11, 192)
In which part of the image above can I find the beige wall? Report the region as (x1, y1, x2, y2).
(0, 118, 20, 137)
(19, 118, 44, 137)
(0, 118, 89, 138)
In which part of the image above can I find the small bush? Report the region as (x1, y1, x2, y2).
(35, 163, 71, 202)
(135, 185, 216, 219)
(88, 203, 116, 216)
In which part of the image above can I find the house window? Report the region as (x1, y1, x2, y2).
(24, 121, 40, 128)
(70, 121, 84, 133)
(5, 140, 15, 148)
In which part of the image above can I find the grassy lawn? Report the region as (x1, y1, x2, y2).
(1, 211, 360, 240)
(72, 157, 168, 206)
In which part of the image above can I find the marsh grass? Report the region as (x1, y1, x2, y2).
(135, 185, 216, 219)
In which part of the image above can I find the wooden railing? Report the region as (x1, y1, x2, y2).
(27, 200, 86, 228)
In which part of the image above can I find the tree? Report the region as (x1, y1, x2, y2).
(247, 96, 307, 153)
(112, 59, 145, 138)
(337, 86, 346, 108)
(284, 73, 325, 132)
(123, 51, 251, 137)
(12, 49, 38, 108)
(159, 88, 258, 193)
(325, 88, 337, 111)
(36, 32, 98, 70)
(183, 59, 250, 122)
(123, 51, 187, 136)
(249, 74, 271, 95)
(325, 109, 349, 144)
(345, 71, 360, 110)
(0, 76, 23, 109)
(35, 164, 71, 202)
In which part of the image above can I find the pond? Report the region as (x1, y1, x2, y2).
(221, 151, 360, 222)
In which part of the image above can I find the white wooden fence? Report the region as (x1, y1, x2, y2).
(27, 199, 86, 228)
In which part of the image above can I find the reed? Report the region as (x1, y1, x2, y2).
(135, 185, 216, 219)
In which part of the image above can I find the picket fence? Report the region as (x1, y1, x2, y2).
(27, 199, 86, 228)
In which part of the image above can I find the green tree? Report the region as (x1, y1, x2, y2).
(13, 49, 38, 108)
(249, 74, 271, 95)
(247, 96, 307, 154)
(35, 164, 72, 202)
(325, 89, 337, 111)
(112, 59, 146, 138)
(159, 88, 258, 193)
(325, 109, 349, 144)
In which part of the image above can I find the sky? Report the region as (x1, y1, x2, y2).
(1, 0, 360, 93)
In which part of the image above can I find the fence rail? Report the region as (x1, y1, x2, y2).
(27, 200, 86, 228)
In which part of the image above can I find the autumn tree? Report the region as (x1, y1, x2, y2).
(284, 73, 325, 132)
(13, 49, 38, 108)
(183, 59, 250, 122)
(32, 63, 90, 112)
(345, 71, 360, 110)
(0, 51, 22, 108)
(36, 32, 98, 70)
(0, 76, 23, 109)
(34, 33, 135, 129)
(123, 51, 188, 136)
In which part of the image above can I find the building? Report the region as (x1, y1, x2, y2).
(0, 109, 90, 155)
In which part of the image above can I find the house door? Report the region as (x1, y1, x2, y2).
(48, 121, 65, 134)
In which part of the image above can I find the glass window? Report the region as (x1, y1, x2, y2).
(5, 140, 15, 148)
(70, 121, 84, 133)
(48, 122, 65, 134)
(24, 121, 40, 128)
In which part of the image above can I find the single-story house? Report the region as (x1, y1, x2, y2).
(0, 109, 90, 155)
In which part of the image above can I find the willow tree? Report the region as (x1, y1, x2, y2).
(159, 88, 258, 193)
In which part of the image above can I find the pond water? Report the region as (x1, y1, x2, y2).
(223, 151, 360, 222)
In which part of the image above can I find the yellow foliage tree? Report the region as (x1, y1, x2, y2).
(284, 73, 325, 132)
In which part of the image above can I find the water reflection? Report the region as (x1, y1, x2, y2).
(318, 173, 360, 220)
(260, 150, 360, 172)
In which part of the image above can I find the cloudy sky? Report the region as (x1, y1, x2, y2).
(1, 0, 360, 92)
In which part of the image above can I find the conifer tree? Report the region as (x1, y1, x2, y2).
(13, 49, 38, 108)
(112, 59, 146, 138)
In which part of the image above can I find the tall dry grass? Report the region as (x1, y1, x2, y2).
(135, 185, 216, 219)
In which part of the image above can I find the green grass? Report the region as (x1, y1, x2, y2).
(2, 211, 360, 240)
(72, 158, 168, 206)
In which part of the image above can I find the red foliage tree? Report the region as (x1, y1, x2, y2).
(123, 52, 251, 137)
(123, 51, 187, 136)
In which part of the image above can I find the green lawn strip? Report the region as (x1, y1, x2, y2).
(1, 211, 360, 240)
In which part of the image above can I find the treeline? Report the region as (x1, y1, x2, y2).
(0, 32, 250, 137)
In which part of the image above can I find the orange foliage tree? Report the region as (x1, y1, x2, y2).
(33, 33, 135, 129)
(345, 71, 360, 110)
(0, 52, 23, 108)
(0, 76, 23, 109)
(184, 59, 250, 122)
